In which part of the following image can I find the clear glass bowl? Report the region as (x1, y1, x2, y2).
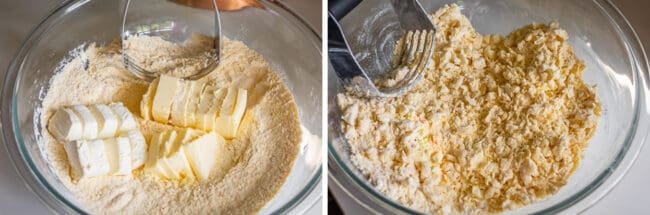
(1, 0, 321, 214)
(328, 0, 650, 214)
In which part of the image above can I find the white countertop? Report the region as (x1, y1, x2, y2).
(0, 0, 322, 214)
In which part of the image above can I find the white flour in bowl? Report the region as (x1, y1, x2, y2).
(39, 36, 302, 214)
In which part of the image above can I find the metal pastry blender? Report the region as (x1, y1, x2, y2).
(329, 0, 435, 97)
(121, 0, 222, 80)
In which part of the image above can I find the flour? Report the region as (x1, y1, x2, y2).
(40, 36, 301, 214)
(338, 4, 600, 214)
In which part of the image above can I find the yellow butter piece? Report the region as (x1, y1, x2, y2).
(215, 88, 247, 139)
(152, 75, 181, 123)
(196, 86, 226, 131)
(145, 131, 174, 178)
(183, 132, 230, 181)
(164, 130, 196, 179)
(141, 78, 159, 120)
(185, 81, 206, 127)
(170, 82, 191, 126)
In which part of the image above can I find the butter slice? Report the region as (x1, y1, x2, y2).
(109, 102, 137, 132)
(215, 88, 247, 139)
(64, 139, 110, 179)
(104, 136, 132, 175)
(71, 105, 98, 139)
(185, 81, 206, 127)
(164, 130, 196, 179)
(141, 78, 160, 120)
(170, 82, 191, 126)
(146, 131, 174, 178)
(89, 104, 119, 139)
(48, 108, 83, 142)
(121, 130, 147, 169)
(152, 75, 181, 123)
(156, 131, 178, 179)
(196, 87, 227, 131)
(183, 132, 230, 181)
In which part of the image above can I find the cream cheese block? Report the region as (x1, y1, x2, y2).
(109, 102, 137, 132)
(152, 75, 181, 122)
(48, 108, 83, 141)
(49, 102, 138, 142)
(64, 139, 110, 179)
(71, 105, 98, 139)
(122, 130, 147, 169)
(88, 104, 119, 138)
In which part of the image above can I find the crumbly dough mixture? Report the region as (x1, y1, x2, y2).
(40, 36, 301, 214)
(338, 4, 600, 214)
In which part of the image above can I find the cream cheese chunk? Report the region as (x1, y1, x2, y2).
(109, 102, 137, 132)
(89, 104, 119, 138)
(71, 105, 98, 139)
(64, 139, 110, 179)
(48, 108, 83, 142)
(122, 130, 147, 169)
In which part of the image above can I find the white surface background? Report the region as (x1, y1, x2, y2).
(0, 0, 322, 214)
(328, 0, 650, 214)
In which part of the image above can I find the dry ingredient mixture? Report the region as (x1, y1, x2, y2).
(40, 36, 301, 214)
(338, 4, 600, 214)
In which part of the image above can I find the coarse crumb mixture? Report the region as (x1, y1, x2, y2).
(39, 36, 301, 214)
(337, 4, 600, 214)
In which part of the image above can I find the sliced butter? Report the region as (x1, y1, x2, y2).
(215, 88, 247, 139)
(104, 136, 132, 175)
(183, 132, 231, 181)
(141, 78, 160, 120)
(170, 81, 191, 126)
(164, 130, 195, 179)
(196, 86, 226, 131)
(146, 131, 174, 178)
(184, 81, 206, 127)
(152, 75, 181, 123)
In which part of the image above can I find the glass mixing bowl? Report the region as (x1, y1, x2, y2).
(1, 0, 321, 214)
(328, 0, 650, 214)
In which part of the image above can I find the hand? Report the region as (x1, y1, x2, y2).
(172, 0, 263, 11)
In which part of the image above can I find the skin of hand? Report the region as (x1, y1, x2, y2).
(172, 0, 263, 11)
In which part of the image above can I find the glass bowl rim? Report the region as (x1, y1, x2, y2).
(328, 0, 650, 214)
(1, 0, 322, 214)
